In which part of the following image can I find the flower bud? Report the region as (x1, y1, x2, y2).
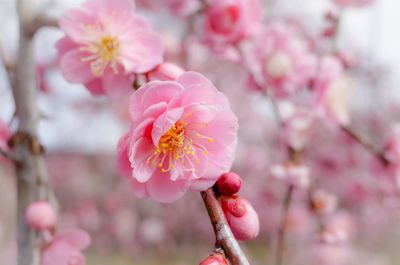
(216, 172, 242, 195)
(25, 201, 57, 230)
(147, 63, 184, 81)
(222, 197, 260, 241)
(199, 253, 228, 265)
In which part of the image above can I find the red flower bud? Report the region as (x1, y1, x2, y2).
(199, 253, 228, 265)
(216, 172, 242, 195)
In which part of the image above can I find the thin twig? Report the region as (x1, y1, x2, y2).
(341, 125, 390, 166)
(201, 189, 250, 265)
(275, 185, 294, 265)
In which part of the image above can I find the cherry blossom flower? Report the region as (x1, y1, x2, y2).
(311, 189, 338, 215)
(313, 56, 353, 126)
(245, 22, 316, 98)
(146, 63, 184, 81)
(204, 0, 262, 46)
(222, 197, 260, 240)
(41, 229, 91, 265)
(25, 201, 57, 231)
(56, 0, 163, 97)
(270, 162, 311, 188)
(117, 71, 238, 203)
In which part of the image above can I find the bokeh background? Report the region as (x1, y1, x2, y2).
(1, 0, 400, 264)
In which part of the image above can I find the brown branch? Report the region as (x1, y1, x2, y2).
(27, 14, 59, 36)
(201, 189, 251, 265)
(275, 185, 294, 265)
(341, 125, 390, 166)
(11, 1, 57, 264)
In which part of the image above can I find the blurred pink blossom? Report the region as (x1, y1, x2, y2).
(41, 229, 91, 265)
(56, 0, 163, 97)
(222, 197, 260, 241)
(204, 0, 262, 46)
(25, 201, 57, 231)
(313, 56, 353, 126)
(270, 163, 311, 188)
(245, 22, 316, 98)
(0, 119, 10, 151)
(311, 189, 338, 215)
(146, 63, 184, 81)
(164, 0, 201, 17)
(117, 71, 238, 203)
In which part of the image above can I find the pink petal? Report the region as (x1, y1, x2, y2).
(101, 68, 134, 98)
(117, 131, 133, 178)
(55, 229, 91, 250)
(56, 37, 78, 57)
(59, 7, 95, 43)
(146, 170, 191, 203)
(85, 78, 105, 95)
(130, 177, 148, 198)
(151, 107, 184, 146)
(60, 50, 94, 84)
(131, 137, 157, 183)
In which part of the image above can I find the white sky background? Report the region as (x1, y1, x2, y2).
(0, 0, 399, 154)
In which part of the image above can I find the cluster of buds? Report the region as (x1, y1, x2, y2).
(215, 172, 260, 241)
(25, 201, 91, 265)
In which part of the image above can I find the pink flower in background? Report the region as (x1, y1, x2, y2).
(383, 124, 400, 164)
(204, 0, 262, 46)
(0, 119, 10, 151)
(164, 0, 201, 17)
(246, 22, 316, 98)
(313, 56, 353, 126)
(146, 63, 184, 81)
(311, 189, 338, 215)
(270, 162, 311, 188)
(333, 0, 375, 8)
(222, 197, 260, 240)
(41, 229, 91, 265)
(25, 201, 57, 231)
(56, 0, 163, 97)
(117, 71, 238, 203)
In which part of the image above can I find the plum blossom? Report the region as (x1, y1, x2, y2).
(57, 0, 163, 97)
(313, 56, 353, 126)
(146, 63, 184, 81)
(204, 0, 262, 46)
(222, 197, 260, 240)
(41, 229, 91, 265)
(25, 201, 57, 231)
(311, 189, 338, 215)
(245, 22, 316, 98)
(117, 71, 238, 203)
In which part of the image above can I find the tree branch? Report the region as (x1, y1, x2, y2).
(341, 125, 390, 166)
(10, 1, 56, 264)
(201, 189, 251, 265)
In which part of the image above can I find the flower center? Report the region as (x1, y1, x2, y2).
(265, 52, 292, 79)
(80, 34, 120, 77)
(147, 121, 214, 176)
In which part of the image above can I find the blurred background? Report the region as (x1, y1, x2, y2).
(1, 0, 400, 264)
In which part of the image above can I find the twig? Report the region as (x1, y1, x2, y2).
(341, 125, 390, 166)
(275, 185, 294, 265)
(201, 189, 251, 265)
(27, 14, 59, 36)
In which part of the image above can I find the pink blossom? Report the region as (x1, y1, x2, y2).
(383, 124, 400, 164)
(270, 162, 311, 188)
(245, 22, 316, 98)
(332, 0, 375, 8)
(204, 0, 262, 46)
(216, 172, 242, 195)
(164, 0, 201, 17)
(146, 63, 184, 81)
(117, 71, 238, 203)
(222, 197, 260, 240)
(199, 253, 229, 265)
(313, 56, 353, 126)
(41, 229, 91, 265)
(25, 201, 57, 231)
(56, 0, 163, 97)
(311, 189, 338, 215)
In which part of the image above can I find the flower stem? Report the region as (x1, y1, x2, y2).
(201, 188, 250, 265)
